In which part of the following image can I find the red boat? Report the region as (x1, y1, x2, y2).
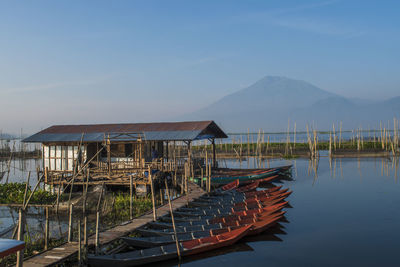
(182, 225, 252, 255)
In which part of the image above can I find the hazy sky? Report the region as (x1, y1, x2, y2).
(1, 0, 399, 133)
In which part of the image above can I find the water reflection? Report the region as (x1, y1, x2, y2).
(1, 156, 400, 266)
(176, 156, 400, 267)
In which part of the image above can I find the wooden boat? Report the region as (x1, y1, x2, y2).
(200, 185, 283, 199)
(146, 210, 285, 234)
(159, 203, 285, 224)
(189, 195, 287, 209)
(212, 165, 292, 175)
(174, 201, 288, 218)
(236, 181, 260, 192)
(137, 212, 285, 237)
(211, 169, 280, 185)
(192, 165, 292, 185)
(201, 188, 290, 203)
(194, 189, 291, 205)
(238, 174, 279, 186)
(87, 225, 251, 267)
(220, 180, 240, 191)
(122, 214, 282, 248)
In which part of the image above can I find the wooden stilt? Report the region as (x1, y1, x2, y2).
(130, 175, 133, 220)
(95, 211, 100, 255)
(44, 207, 49, 250)
(16, 209, 25, 267)
(68, 204, 73, 242)
(78, 219, 81, 265)
(149, 166, 157, 221)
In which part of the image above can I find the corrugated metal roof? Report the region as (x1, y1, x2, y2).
(23, 121, 227, 143)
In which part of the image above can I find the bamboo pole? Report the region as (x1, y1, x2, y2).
(78, 219, 82, 265)
(200, 168, 203, 189)
(165, 180, 181, 261)
(333, 123, 336, 151)
(23, 172, 44, 210)
(44, 207, 49, 250)
(247, 129, 250, 158)
(329, 131, 332, 157)
(68, 204, 74, 242)
(149, 166, 157, 221)
(130, 175, 133, 220)
(16, 209, 24, 267)
(95, 211, 100, 255)
(293, 122, 296, 150)
(339, 121, 342, 149)
(208, 163, 212, 192)
(84, 215, 88, 249)
(22, 171, 31, 207)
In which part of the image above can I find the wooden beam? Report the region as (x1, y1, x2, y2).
(212, 138, 216, 167)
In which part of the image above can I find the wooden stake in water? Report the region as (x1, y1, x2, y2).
(165, 180, 181, 261)
(333, 123, 337, 151)
(130, 175, 133, 220)
(95, 211, 100, 255)
(45, 207, 49, 250)
(149, 166, 157, 221)
(16, 209, 25, 267)
(294, 122, 296, 150)
(339, 121, 342, 149)
(68, 204, 73, 242)
(78, 219, 81, 265)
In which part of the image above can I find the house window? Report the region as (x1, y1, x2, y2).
(43, 145, 86, 171)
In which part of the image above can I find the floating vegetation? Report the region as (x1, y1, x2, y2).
(0, 183, 61, 204)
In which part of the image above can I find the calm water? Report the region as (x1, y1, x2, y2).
(1, 156, 400, 266)
(161, 156, 400, 267)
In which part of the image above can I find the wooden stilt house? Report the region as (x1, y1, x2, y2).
(23, 121, 227, 186)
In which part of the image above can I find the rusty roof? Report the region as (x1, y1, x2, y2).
(23, 121, 228, 143)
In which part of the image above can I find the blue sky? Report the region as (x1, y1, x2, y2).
(1, 0, 399, 133)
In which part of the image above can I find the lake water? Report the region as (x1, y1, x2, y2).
(1, 156, 399, 266)
(160, 156, 400, 267)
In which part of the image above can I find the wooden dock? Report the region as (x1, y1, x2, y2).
(23, 182, 205, 267)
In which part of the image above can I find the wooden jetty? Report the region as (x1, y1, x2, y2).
(23, 182, 205, 267)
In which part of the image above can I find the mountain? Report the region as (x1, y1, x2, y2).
(182, 76, 400, 132)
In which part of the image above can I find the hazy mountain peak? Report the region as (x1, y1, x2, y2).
(180, 76, 400, 132)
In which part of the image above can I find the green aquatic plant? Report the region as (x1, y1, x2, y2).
(0, 182, 60, 204)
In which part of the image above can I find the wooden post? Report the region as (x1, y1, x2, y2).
(149, 166, 157, 221)
(184, 163, 187, 193)
(83, 171, 89, 216)
(130, 175, 133, 220)
(44, 207, 49, 250)
(208, 163, 212, 192)
(165, 180, 181, 261)
(294, 122, 296, 150)
(84, 215, 88, 248)
(200, 168, 204, 189)
(16, 209, 24, 267)
(22, 171, 31, 207)
(78, 219, 81, 265)
(212, 138, 216, 167)
(107, 134, 111, 179)
(247, 129, 250, 158)
(68, 204, 73, 242)
(44, 167, 48, 185)
(56, 176, 62, 214)
(95, 211, 100, 255)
